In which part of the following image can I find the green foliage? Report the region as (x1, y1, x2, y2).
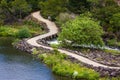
(68, 0, 90, 14)
(11, 0, 31, 19)
(110, 13, 120, 38)
(0, 0, 13, 22)
(26, 0, 43, 10)
(107, 39, 117, 46)
(39, 0, 68, 19)
(24, 20, 40, 28)
(31, 48, 39, 55)
(100, 77, 120, 80)
(23, 20, 44, 35)
(12, 38, 20, 46)
(104, 49, 120, 55)
(110, 13, 120, 29)
(90, 0, 120, 40)
(50, 43, 60, 49)
(58, 16, 104, 47)
(0, 26, 17, 37)
(0, 0, 32, 23)
(39, 51, 99, 80)
(56, 12, 74, 26)
(107, 39, 120, 47)
(0, 24, 43, 38)
(16, 27, 31, 39)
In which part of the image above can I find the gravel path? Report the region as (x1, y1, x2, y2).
(27, 11, 120, 69)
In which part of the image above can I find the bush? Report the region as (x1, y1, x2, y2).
(12, 39, 20, 46)
(24, 20, 40, 28)
(31, 48, 39, 55)
(107, 39, 117, 46)
(16, 27, 31, 38)
(107, 39, 120, 47)
(58, 16, 104, 47)
(52, 60, 99, 80)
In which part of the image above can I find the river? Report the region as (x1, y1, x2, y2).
(0, 37, 70, 80)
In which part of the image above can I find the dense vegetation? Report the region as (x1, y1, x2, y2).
(0, 0, 119, 46)
(33, 49, 100, 80)
(0, 0, 120, 79)
(0, 20, 44, 38)
(58, 16, 104, 47)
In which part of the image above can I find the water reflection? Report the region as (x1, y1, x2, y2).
(0, 37, 54, 80)
(0, 37, 73, 80)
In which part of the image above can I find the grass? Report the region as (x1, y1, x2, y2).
(100, 77, 120, 80)
(37, 49, 100, 80)
(0, 26, 18, 37)
(107, 39, 120, 47)
(104, 49, 120, 55)
(0, 22, 44, 38)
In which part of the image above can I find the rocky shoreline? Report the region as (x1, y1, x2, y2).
(64, 48, 120, 67)
(14, 40, 120, 77)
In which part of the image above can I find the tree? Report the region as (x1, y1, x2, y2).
(55, 12, 75, 27)
(11, 0, 31, 19)
(110, 13, 120, 40)
(0, 0, 15, 23)
(0, 0, 32, 23)
(89, 0, 120, 41)
(68, 0, 90, 14)
(39, 0, 68, 20)
(26, 0, 43, 11)
(58, 16, 104, 47)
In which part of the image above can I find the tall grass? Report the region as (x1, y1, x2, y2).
(0, 26, 18, 37)
(38, 49, 99, 80)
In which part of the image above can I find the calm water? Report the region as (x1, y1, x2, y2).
(0, 37, 72, 80)
(0, 37, 55, 80)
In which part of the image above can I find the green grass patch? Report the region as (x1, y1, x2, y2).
(104, 49, 120, 55)
(38, 49, 100, 80)
(100, 77, 120, 80)
(0, 26, 18, 37)
(0, 23, 44, 38)
(107, 39, 120, 47)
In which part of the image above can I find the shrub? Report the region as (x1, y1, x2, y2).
(31, 48, 39, 55)
(24, 20, 40, 28)
(107, 39, 120, 47)
(58, 16, 104, 48)
(16, 27, 31, 38)
(12, 39, 20, 46)
(107, 39, 117, 46)
(50, 43, 60, 49)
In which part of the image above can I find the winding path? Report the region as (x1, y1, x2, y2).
(27, 11, 120, 69)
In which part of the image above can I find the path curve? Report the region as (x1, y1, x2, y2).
(27, 11, 120, 70)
